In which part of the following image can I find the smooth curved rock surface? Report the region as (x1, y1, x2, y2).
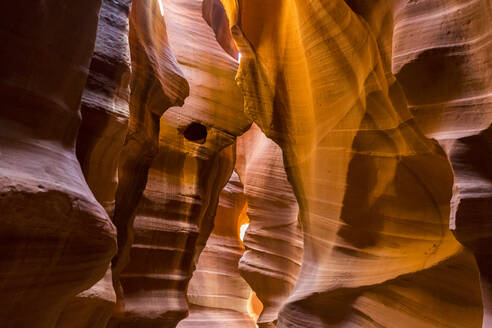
(393, 1, 492, 325)
(110, 0, 189, 308)
(202, 0, 239, 60)
(179, 172, 256, 328)
(0, 1, 117, 326)
(1, 0, 491, 327)
(220, 0, 483, 326)
(236, 124, 303, 327)
(55, 1, 132, 326)
(110, 142, 236, 327)
(109, 0, 251, 326)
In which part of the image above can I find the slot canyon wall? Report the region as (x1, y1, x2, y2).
(235, 123, 303, 328)
(0, 1, 490, 328)
(0, 0, 117, 327)
(220, 0, 488, 326)
(177, 172, 255, 328)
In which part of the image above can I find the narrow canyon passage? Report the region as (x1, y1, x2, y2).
(0, 0, 491, 328)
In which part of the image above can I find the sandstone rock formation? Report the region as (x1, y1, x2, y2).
(0, 1, 117, 326)
(110, 0, 189, 312)
(392, 1, 492, 325)
(55, 1, 132, 327)
(109, 0, 250, 326)
(1, 0, 491, 327)
(220, 0, 483, 326)
(236, 124, 303, 327)
(178, 172, 256, 328)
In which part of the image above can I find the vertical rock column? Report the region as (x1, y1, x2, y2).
(220, 0, 482, 326)
(0, 1, 117, 327)
(392, 0, 492, 325)
(110, 141, 236, 327)
(109, 0, 251, 326)
(55, 1, 132, 327)
(111, 0, 189, 310)
(236, 124, 303, 328)
(178, 172, 256, 328)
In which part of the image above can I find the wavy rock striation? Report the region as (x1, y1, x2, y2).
(220, 0, 483, 326)
(109, 0, 251, 326)
(110, 0, 189, 315)
(1, 1, 490, 327)
(0, 1, 117, 326)
(55, 1, 132, 327)
(236, 124, 303, 327)
(393, 1, 492, 325)
(178, 172, 256, 328)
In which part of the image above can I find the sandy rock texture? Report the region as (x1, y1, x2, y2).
(178, 172, 256, 328)
(236, 124, 303, 327)
(220, 0, 483, 326)
(0, 0, 117, 327)
(393, 0, 492, 325)
(108, 0, 251, 326)
(55, 1, 132, 327)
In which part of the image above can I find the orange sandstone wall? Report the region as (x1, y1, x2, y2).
(220, 0, 483, 326)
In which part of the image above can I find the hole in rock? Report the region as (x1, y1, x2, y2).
(183, 122, 207, 144)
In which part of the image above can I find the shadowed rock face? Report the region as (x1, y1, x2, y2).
(0, 1, 117, 327)
(202, 0, 239, 60)
(236, 124, 303, 327)
(55, 1, 132, 327)
(392, 1, 492, 325)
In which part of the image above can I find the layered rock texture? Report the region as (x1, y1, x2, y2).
(0, 1, 116, 327)
(236, 124, 303, 327)
(392, 1, 492, 325)
(220, 0, 484, 326)
(109, 0, 250, 326)
(56, 1, 131, 327)
(178, 172, 256, 328)
(1, 0, 491, 328)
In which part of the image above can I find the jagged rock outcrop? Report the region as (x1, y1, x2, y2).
(236, 124, 303, 327)
(0, 1, 117, 327)
(109, 0, 251, 326)
(55, 1, 132, 327)
(178, 172, 256, 328)
(220, 0, 483, 326)
(392, 1, 492, 325)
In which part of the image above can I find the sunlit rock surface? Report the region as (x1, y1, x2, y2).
(109, 0, 250, 326)
(0, 1, 116, 326)
(236, 124, 303, 327)
(220, 0, 483, 326)
(393, 1, 492, 325)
